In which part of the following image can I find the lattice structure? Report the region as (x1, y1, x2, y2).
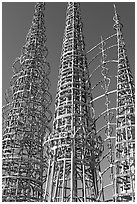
(86, 4, 135, 202)
(2, 3, 52, 201)
(44, 2, 103, 202)
(2, 2, 135, 203)
(113, 5, 135, 201)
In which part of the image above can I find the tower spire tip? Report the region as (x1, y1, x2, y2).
(113, 3, 117, 15)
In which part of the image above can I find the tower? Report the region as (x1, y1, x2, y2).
(86, 4, 135, 202)
(2, 3, 52, 201)
(113, 5, 135, 201)
(44, 2, 103, 202)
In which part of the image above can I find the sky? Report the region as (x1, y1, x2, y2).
(2, 2, 135, 201)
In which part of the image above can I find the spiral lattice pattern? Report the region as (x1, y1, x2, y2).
(2, 3, 52, 202)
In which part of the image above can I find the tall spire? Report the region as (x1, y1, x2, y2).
(83, 4, 135, 202)
(2, 2, 52, 201)
(44, 2, 102, 202)
(113, 4, 135, 202)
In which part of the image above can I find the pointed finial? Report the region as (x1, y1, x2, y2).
(100, 36, 103, 50)
(113, 4, 117, 15)
(101, 35, 103, 42)
(113, 3, 119, 20)
(113, 4, 123, 30)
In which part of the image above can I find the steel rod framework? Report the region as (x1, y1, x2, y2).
(44, 2, 103, 202)
(2, 3, 52, 201)
(2, 2, 135, 202)
(86, 4, 135, 202)
(113, 5, 135, 201)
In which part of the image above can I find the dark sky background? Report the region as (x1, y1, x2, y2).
(2, 2, 135, 109)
